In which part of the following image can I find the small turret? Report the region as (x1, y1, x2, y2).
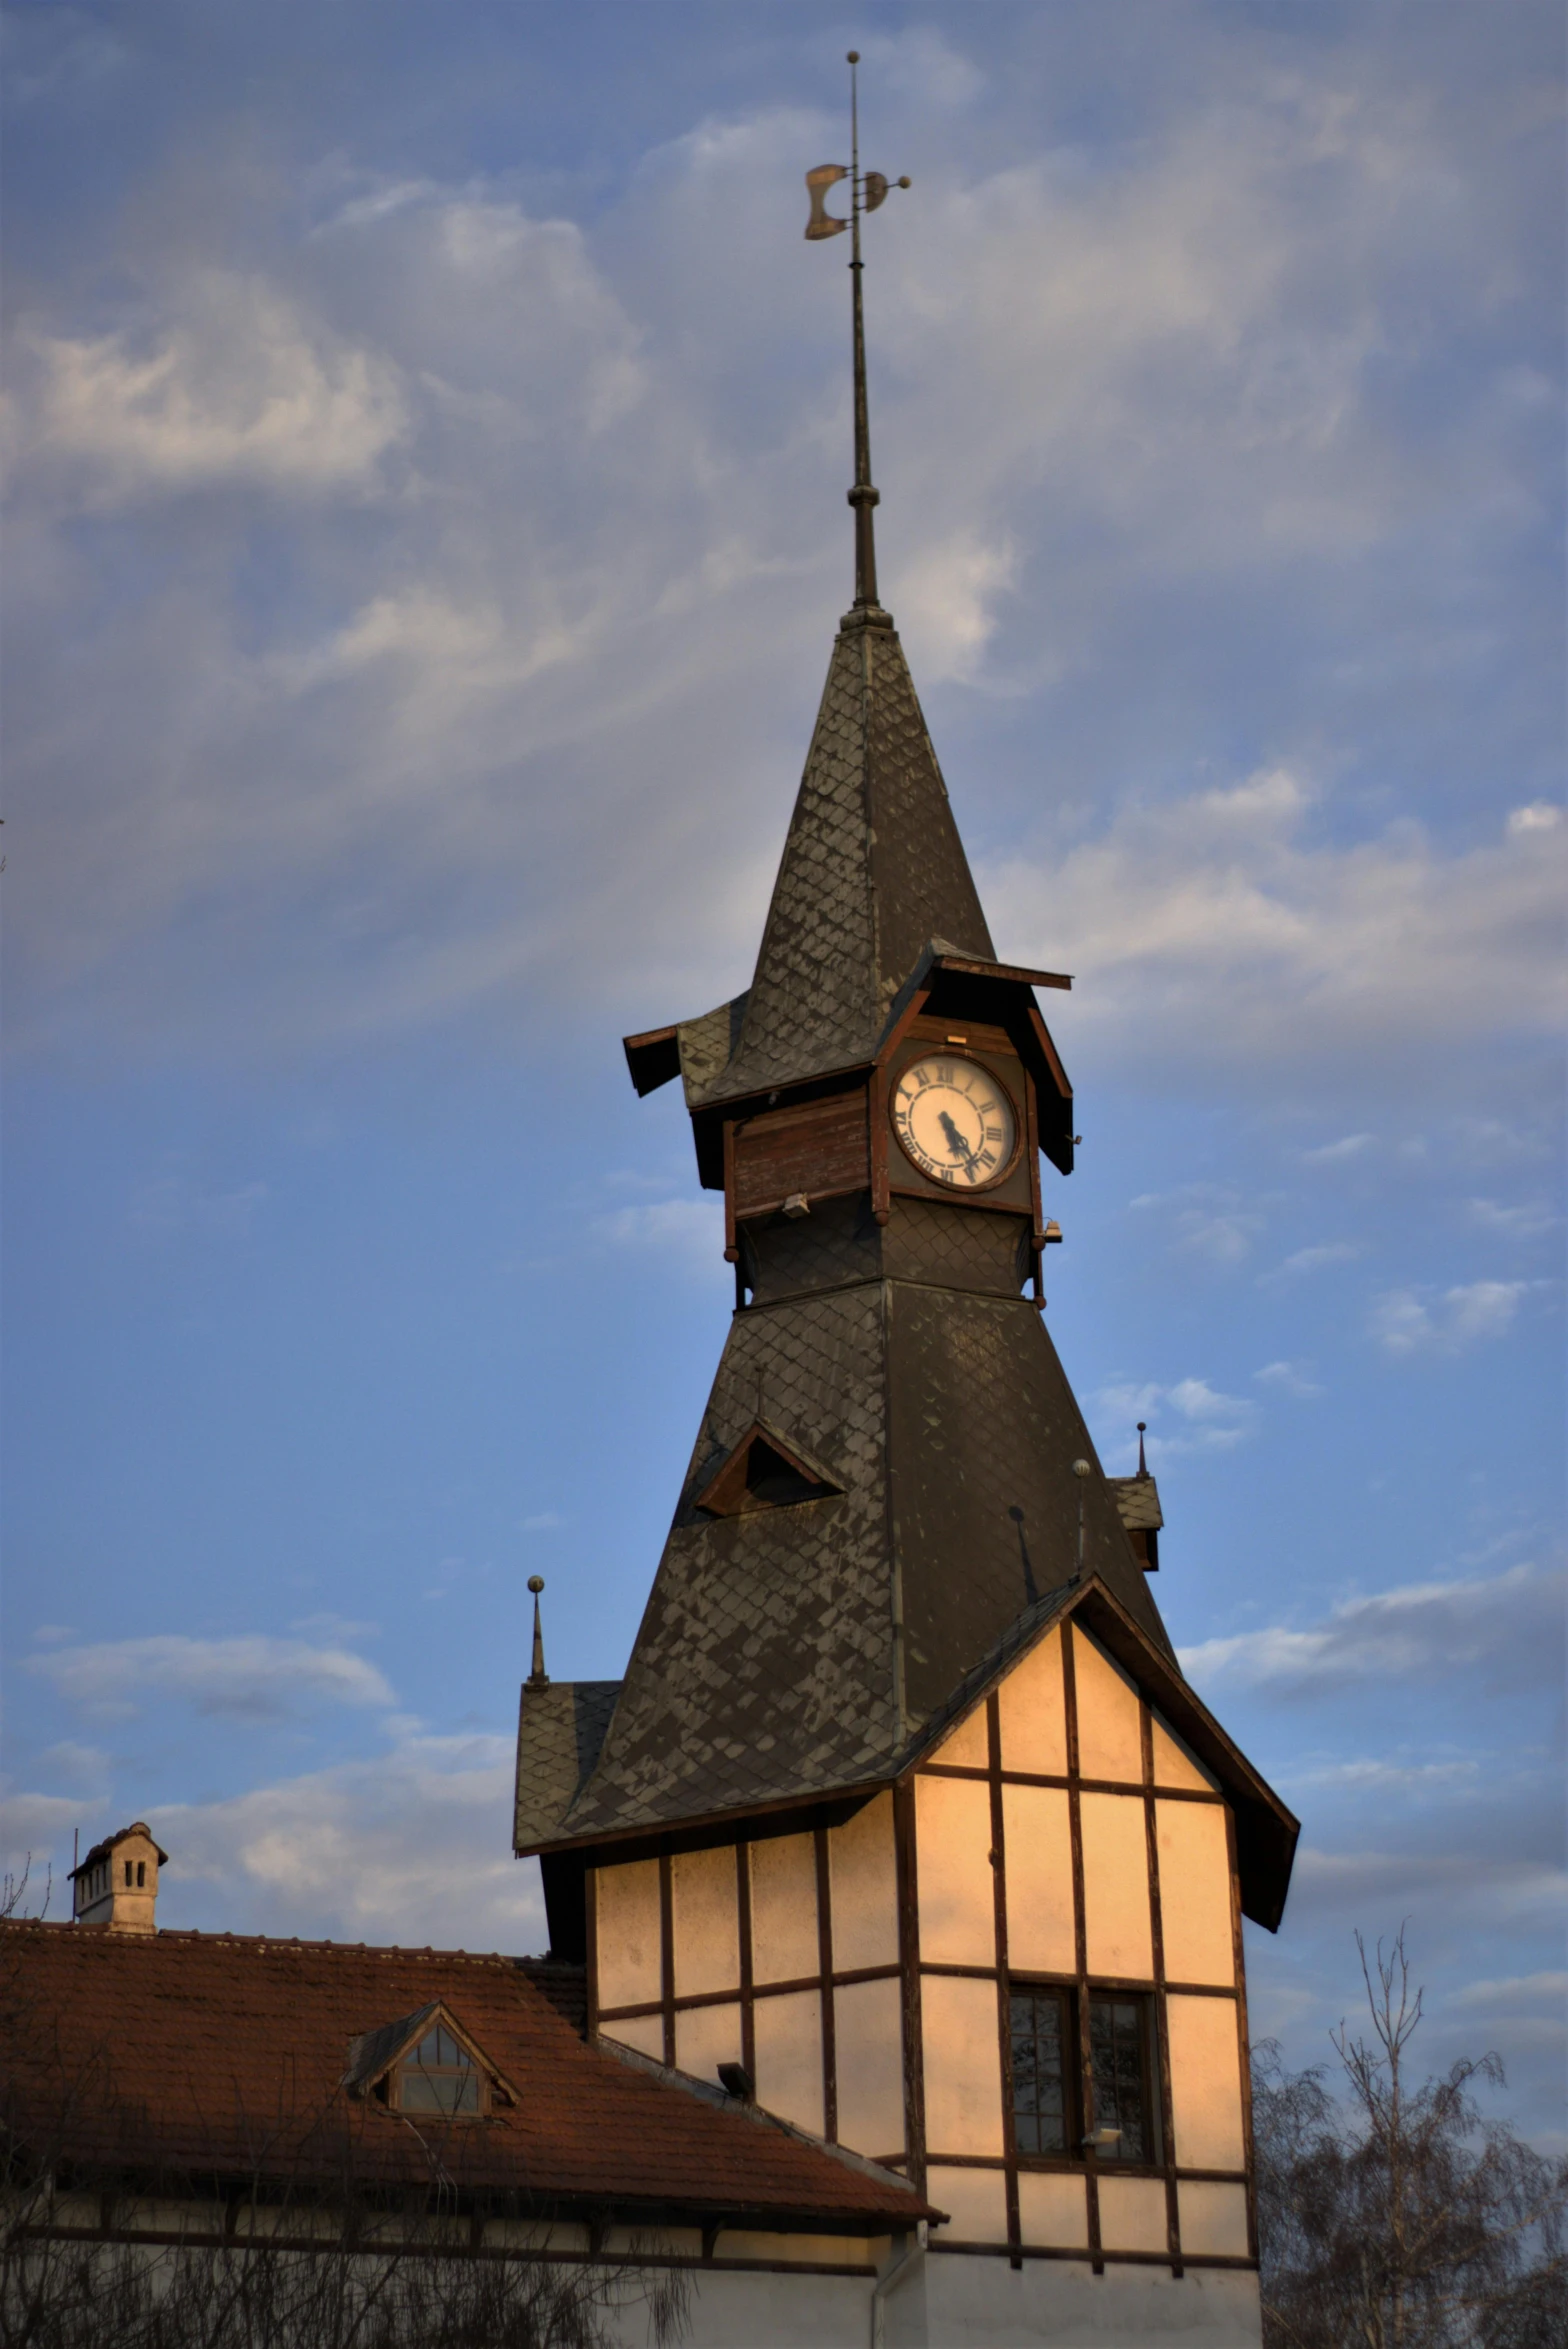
(70, 1821, 167, 1933)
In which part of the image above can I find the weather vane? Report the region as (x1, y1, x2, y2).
(805, 51, 909, 612)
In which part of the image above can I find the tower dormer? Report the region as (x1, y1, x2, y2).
(70, 1821, 166, 1934)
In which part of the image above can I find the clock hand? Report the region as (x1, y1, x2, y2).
(938, 1109, 973, 1161)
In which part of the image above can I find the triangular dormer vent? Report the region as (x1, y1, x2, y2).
(694, 1421, 843, 1518)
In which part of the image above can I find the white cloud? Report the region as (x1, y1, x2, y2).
(984, 784, 1566, 1077)
(1096, 1373, 1257, 1459)
(1255, 1359, 1324, 1398)
(1285, 1756, 1481, 1795)
(2, 44, 1559, 1069)
(1446, 1970, 1568, 2016)
(1302, 1133, 1374, 1163)
(28, 1634, 395, 1721)
(1467, 1197, 1557, 1240)
(1181, 1560, 1565, 1697)
(598, 1197, 725, 1269)
(1506, 802, 1561, 836)
(129, 1173, 271, 1238)
(1368, 1278, 1532, 1355)
(151, 1729, 544, 1950)
(12, 274, 407, 503)
(1261, 1240, 1363, 1282)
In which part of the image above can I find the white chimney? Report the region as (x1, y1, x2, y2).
(71, 1822, 167, 1934)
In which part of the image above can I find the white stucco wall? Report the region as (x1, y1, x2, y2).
(599, 2244, 1264, 2347)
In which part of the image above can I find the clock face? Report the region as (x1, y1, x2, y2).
(891, 1055, 1019, 1191)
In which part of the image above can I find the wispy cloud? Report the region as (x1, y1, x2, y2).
(152, 1729, 542, 1949)
(1255, 1359, 1324, 1398)
(1467, 1198, 1557, 1241)
(1368, 1279, 1532, 1356)
(1096, 1374, 1258, 1459)
(1260, 1240, 1363, 1283)
(597, 1197, 725, 1269)
(1302, 1133, 1374, 1164)
(0, 1725, 544, 1950)
(10, 278, 407, 505)
(1181, 1561, 1565, 1697)
(28, 1634, 395, 1721)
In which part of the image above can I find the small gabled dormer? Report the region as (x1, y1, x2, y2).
(1108, 1431, 1164, 1571)
(70, 1822, 167, 1934)
(342, 2002, 514, 2119)
(694, 1420, 843, 1518)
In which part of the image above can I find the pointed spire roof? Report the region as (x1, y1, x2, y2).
(684, 611, 995, 1108)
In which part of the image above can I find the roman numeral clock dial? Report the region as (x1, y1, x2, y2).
(890, 1055, 1019, 1190)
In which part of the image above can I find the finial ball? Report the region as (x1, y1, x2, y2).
(847, 50, 859, 64)
(1072, 1459, 1092, 1479)
(897, 176, 911, 189)
(527, 1575, 545, 1595)
(1136, 1421, 1147, 1435)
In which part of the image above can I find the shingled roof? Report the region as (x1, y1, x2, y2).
(0, 1924, 933, 2231)
(519, 1279, 1174, 1851)
(669, 610, 995, 1111)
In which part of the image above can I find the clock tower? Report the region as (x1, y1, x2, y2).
(515, 83, 1294, 2335)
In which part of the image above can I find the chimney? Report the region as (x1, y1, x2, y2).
(70, 1822, 167, 1934)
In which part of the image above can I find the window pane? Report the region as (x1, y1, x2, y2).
(415, 2030, 442, 2064)
(1089, 1995, 1152, 2161)
(1010, 1990, 1069, 2156)
(399, 2068, 480, 2114)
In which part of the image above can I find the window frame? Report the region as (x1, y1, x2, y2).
(389, 2021, 490, 2119)
(1007, 1981, 1079, 2162)
(1085, 1988, 1162, 2167)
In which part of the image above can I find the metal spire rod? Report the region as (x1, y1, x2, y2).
(846, 51, 879, 610)
(803, 59, 908, 611)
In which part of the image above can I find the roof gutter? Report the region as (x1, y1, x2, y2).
(870, 2222, 926, 2346)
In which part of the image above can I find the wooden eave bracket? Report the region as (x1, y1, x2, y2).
(623, 1026, 682, 1097)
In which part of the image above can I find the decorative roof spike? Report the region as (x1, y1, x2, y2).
(1137, 1421, 1149, 1478)
(526, 1576, 549, 1689)
(805, 52, 909, 612)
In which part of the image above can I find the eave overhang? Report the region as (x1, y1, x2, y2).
(627, 942, 1077, 1188)
(523, 1574, 1298, 1933)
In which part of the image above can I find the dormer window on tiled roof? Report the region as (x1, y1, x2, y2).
(342, 2000, 512, 2121)
(396, 2021, 480, 2115)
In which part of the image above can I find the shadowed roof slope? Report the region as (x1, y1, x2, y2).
(683, 610, 994, 1109)
(521, 1283, 1173, 1850)
(0, 1924, 933, 2229)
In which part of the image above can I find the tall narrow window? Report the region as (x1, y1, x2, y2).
(396, 2023, 483, 2115)
(1010, 1987, 1072, 2155)
(1088, 1993, 1157, 2162)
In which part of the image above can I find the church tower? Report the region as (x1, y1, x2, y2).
(516, 67, 1296, 2327)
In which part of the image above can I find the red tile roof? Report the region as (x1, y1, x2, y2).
(1, 1923, 929, 2232)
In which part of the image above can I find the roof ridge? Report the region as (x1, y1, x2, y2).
(71, 1928, 547, 1967)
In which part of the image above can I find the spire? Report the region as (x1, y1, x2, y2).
(805, 54, 909, 614)
(526, 1575, 549, 1688)
(1137, 1422, 1149, 1478)
(699, 618, 995, 1106)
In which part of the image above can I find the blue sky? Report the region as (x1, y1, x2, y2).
(3, 1, 1562, 2144)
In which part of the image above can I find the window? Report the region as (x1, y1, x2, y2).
(1010, 1988, 1072, 2155)
(1088, 1993, 1158, 2163)
(136, 1861, 146, 1887)
(395, 2023, 483, 2115)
